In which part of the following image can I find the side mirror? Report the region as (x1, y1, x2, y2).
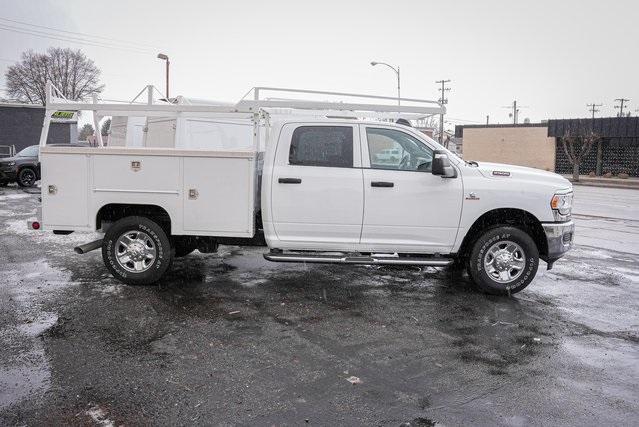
(431, 150, 456, 178)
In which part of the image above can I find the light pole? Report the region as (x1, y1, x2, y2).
(371, 61, 400, 105)
(157, 53, 170, 98)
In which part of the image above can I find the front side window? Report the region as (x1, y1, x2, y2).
(366, 127, 433, 171)
(289, 126, 353, 168)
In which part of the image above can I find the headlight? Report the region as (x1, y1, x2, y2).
(551, 192, 573, 217)
(3, 162, 15, 166)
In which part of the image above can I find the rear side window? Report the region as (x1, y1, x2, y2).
(289, 126, 353, 168)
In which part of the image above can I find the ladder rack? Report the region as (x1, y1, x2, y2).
(39, 82, 445, 148)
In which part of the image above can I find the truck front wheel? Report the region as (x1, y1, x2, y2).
(467, 226, 539, 295)
(102, 216, 172, 285)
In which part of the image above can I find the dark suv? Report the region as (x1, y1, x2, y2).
(0, 145, 40, 187)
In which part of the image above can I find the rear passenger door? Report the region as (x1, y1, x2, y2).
(269, 123, 363, 250)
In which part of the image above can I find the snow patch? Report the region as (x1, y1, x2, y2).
(86, 406, 115, 427)
(0, 193, 31, 200)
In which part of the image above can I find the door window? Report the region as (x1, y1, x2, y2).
(366, 128, 433, 171)
(289, 126, 353, 168)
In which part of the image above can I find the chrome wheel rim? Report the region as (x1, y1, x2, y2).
(115, 230, 157, 273)
(484, 240, 526, 284)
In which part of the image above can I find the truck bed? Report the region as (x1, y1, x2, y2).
(40, 145, 258, 237)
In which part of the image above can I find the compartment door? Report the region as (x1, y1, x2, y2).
(41, 153, 89, 228)
(182, 156, 254, 236)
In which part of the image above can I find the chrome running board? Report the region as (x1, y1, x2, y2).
(263, 252, 453, 266)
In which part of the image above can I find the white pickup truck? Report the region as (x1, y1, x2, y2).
(31, 85, 574, 295)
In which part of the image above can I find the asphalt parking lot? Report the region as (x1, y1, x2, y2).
(0, 184, 637, 426)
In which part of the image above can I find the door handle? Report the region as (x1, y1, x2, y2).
(371, 181, 394, 188)
(278, 177, 302, 184)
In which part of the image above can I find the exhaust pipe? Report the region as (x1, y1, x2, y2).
(74, 239, 103, 254)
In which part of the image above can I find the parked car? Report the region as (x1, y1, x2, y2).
(375, 147, 402, 163)
(0, 145, 40, 187)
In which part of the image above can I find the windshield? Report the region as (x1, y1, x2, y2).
(409, 130, 464, 164)
(17, 146, 39, 157)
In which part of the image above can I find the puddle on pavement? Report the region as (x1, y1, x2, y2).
(0, 353, 51, 410)
(0, 260, 76, 411)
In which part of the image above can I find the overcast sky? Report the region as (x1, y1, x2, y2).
(1, 0, 637, 128)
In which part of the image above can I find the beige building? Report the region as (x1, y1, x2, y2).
(456, 124, 555, 171)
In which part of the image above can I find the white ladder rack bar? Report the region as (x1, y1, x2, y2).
(252, 86, 443, 106)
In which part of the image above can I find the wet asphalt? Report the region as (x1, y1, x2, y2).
(0, 184, 638, 426)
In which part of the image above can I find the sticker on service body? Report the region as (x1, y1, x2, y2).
(492, 170, 511, 177)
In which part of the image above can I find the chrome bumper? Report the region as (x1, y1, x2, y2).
(542, 220, 574, 265)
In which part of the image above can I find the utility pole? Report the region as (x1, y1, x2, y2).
(614, 98, 630, 117)
(436, 79, 451, 145)
(587, 103, 603, 120)
(502, 100, 527, 124)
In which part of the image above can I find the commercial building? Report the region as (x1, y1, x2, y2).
(455, 117, 639, 177)
(0, 103, 76, 156)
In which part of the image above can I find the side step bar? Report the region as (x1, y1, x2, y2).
(263, 252, 453, 266)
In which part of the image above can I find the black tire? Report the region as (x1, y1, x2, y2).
(17, 168, 37, 187)
(467, 226, 539, 296)
(102, 216, 172, 285)
(173, 236, 197, 257)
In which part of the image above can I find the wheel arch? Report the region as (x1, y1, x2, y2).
(96, 203, 172, 234)
(17, 164, 37, 176)
(457, 208, 548, 260)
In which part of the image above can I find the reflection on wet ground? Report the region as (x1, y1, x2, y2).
(1, 184, 638, 425)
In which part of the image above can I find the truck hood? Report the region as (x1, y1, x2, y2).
(475, 161, 572, 190)
(0, 156, 18, 164)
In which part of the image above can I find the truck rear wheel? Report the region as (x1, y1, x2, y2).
(467, 226, 539, 296)
(102, 216, 172, 285)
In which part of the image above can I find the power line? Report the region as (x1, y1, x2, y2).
(0, 24, 156, 55)
(0, 23, 155, 54)
(0, 17, 161, 50)
(587, 102, 603, 120)
(614, 98, 630, 117)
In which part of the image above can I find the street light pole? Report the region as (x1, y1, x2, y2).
(371, 61, 400, 106)
(157, 53, 170, 98)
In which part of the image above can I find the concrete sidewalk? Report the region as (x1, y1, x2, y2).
(564, 175, 639, 190)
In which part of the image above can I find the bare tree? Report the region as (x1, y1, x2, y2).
(561, 132, 600, 182)
(5, 47, 104, 105)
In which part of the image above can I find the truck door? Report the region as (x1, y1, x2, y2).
(269, 123, 363, 250)
(360, 125, 463, 253)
